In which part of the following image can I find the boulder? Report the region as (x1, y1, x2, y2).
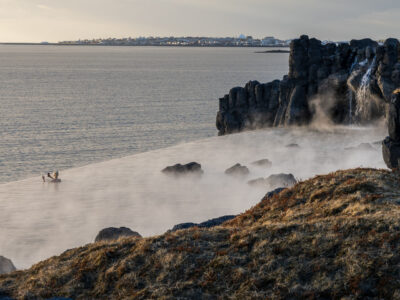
(251, 159, 272, 168)
(265, 173, 297, 189)
(169, 215, 236, 232)
(382, 137, 400, 169)
(225, 163, 249, 176)
(162, 162, 203, 176)
(0, 256, 16, 274)
(95, 227, 141, 242)
(248, 174, 297, 189)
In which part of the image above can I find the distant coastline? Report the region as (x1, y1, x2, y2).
(0, 42, 290, 48)
(1, 36, 294, 47)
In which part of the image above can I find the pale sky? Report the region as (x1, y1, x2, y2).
(1, 0, 400, 42)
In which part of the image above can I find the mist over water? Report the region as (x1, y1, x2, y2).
(0, 45, 289, 183)
(0, 125, 387, 269)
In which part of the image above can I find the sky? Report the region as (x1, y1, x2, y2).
(1, 0, 400, 43)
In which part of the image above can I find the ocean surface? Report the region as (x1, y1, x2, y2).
(0, 45, 289, 183)
(0, 45, 389, 269)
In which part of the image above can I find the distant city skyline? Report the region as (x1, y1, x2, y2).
(55, 35, 291, 47)
(1, 0, 399, 43)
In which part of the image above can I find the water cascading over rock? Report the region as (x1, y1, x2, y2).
(216, 36, 400, 135)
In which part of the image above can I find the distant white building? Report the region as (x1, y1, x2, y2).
(262, 36, 277, 46)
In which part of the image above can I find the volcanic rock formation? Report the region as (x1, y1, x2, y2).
(0, 256, 16, 275)
(94, 227, 141, 242)
(162, 162, 203, 176)
(382, 89, 400, 169)
(217, 35, 400, 135)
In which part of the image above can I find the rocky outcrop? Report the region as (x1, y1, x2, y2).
(0, 256, 16, 275)
(248, 173, 297, 189)
(95, 227, 141, 242)
(382, 89, 400, 169)
(162, 162, 203, 176)
(168, 215, 236, 232)
(217, 35, 400, 135)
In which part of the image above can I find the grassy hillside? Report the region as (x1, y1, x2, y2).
(1, 168, 400, 299)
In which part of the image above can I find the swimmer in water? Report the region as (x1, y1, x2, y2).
(45, 171, 61, 182)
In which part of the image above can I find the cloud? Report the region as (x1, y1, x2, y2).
(36, 4, 51, 10)
(0, 0, 400, 42)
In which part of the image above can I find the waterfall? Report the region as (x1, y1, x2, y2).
(349, 56, 358, 74)
(347, 89, 354, 124)
(355, 56, 376, 121)
(347, 56, 358, 125)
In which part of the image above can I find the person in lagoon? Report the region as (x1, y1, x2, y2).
(42, 171, 61, 182)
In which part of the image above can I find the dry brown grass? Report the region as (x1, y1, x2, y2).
(2, 168, 400, 299)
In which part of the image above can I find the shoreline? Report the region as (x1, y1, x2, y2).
(0, 42, 289, 48)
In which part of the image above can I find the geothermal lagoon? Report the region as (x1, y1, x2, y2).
(0, 126, 386, 269)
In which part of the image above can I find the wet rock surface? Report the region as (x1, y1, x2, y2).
(162, 162, 203, 176)
(383, 90, 400, 169)
(0, 256, 16, 275)
(217, 35, 399, 135)
(95, 227, 141, 242)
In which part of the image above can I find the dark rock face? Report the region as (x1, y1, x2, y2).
(217, 36, 400, 135)
(95, 227, 141, 242)
(169, 215, 236, 232)
(162, 162, 203, 176)
(0, 256, 16, 275)
(382, 137, 400, 169)
(224, 163, 250, 176)
(383, 90, 400, 169)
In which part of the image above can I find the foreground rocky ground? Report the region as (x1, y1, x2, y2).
(1, 168, 400, 299)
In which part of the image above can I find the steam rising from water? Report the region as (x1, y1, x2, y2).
(0, 126, 387, 269)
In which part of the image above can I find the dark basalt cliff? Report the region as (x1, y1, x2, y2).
(217, 35, 400, 135)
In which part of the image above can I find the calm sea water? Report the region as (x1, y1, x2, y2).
(0, 45, 289, 183)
